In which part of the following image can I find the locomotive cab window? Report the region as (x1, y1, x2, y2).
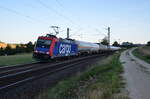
(36, 39, 52, 48)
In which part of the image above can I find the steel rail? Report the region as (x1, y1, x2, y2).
(0, 54, 104, 92)
(0, 62, 40, 72)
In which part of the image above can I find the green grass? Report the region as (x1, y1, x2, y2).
(0, 53, 36, 66)
(132, 48, 150, 63)
(36, 52, 128, 99)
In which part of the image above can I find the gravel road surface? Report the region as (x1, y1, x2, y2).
(120, 48, 150, 99)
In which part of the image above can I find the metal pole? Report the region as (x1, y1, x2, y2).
(67, 28, 69, 39)
(108, 27, 110, 49)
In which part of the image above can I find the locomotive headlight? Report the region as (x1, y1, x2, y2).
(46, 52, 49, 55)
(34, 50, 38, 53)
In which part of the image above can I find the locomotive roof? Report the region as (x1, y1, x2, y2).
(59, 38, 75, 43)
(38, 34, 58, 40)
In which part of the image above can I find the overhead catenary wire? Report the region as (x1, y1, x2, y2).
(36, 0, 76, 26)
(0, 5, 49, 25)
(36, 0, 83, 32)
(95, 28, 108, 37)
(0, 1, 117, 43)
(94, 28, 120, 44)
(54, 0, 86, 37)
(69, 28, 83, 37)
(54, 1, 119, 43)
(55, 0, 64, 9)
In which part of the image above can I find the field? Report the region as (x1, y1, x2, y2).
(0, 53, 36, 66)
(36, 52, 128, 99)
(133, 46, 150, 63)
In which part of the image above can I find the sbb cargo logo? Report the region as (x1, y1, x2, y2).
(59, 44, 71, 54)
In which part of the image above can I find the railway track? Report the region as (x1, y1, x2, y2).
(0, 54, 105, 92)
(0, 62, 40, 72)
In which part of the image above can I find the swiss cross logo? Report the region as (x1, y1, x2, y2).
(59, 44, 71, 54)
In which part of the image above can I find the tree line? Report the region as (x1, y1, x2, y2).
(0, 42, 34, 56)
(101, 37, 150, 48)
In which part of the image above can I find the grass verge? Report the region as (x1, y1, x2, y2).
(132, 47, 150, 63)
(0, 53, 36, 66)
(37, 52, 128, 99)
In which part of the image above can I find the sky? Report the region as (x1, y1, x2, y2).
(0, 0, 150, 44)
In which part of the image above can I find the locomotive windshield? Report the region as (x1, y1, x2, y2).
(36, 39, 52, 48)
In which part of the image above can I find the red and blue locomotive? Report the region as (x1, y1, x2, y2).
(33, 34, 78, 60)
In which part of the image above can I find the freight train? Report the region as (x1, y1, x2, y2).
(33, 34, 120, 60)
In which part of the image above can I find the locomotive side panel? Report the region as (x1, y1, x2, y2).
(52, 41, 78, 58)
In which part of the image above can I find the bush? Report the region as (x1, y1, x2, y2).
(0, 47, 5, 55)
(25, 41, 34, 52)
(0, 41, 34, 56)
(147, 41, 150, 46)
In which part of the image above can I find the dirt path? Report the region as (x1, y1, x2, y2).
(120, 48, 150, 99)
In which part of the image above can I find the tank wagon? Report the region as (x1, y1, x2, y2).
(75, 40, 99, 54)
(33, 34, 120, 60)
